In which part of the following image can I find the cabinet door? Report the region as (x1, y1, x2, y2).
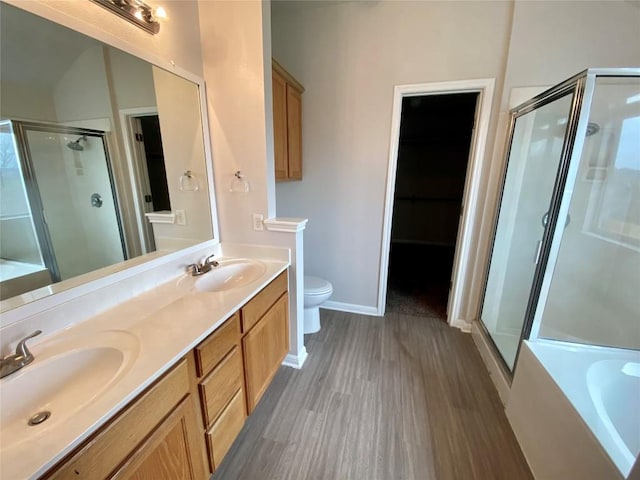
(286, 85, 302, 180)
(113, 397, 205, 480)
(46, 360, 207, 480)
(272, 69, 289, 180)
(242, 293, 289, 413)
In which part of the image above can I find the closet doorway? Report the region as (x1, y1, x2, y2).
(379, 80, 495, 327)
(120, 109, 170, 255)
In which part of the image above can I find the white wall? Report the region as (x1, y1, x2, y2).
(198, 0, 275, 245)
(272, 1, 513, 312)
(106, 47, 157, 111)
(198, 2, 309, 367)
(53, 46, 112, 122)
(0, 83, 57, 122)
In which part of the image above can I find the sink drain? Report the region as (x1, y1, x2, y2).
(28, 411, 51, 426)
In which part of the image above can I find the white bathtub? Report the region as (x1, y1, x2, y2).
(0, 259, 46, 281)
(508, 340, 640, 479)
(0, 259, 50, 300)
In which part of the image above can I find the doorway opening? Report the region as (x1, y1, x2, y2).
(137, 115, 170, 212)
(121, 109, 170, 255)
(385, 93, 478, 319)
(379, 79, 496, 327)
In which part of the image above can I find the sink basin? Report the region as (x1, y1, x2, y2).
(0, 330, 139, 451)
(195, 259, 266, 292)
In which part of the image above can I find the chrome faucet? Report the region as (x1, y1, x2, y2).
(187, 254, 219, 276)
(0, 330, 42, 379)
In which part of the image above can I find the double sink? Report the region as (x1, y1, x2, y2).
(0, 257, 267, 463)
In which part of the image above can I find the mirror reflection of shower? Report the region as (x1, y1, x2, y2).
(66, 135, 87, 151)
(586, 122, 600, 137)
(0, 121, 50, 300)
(0, 121, 127, 299)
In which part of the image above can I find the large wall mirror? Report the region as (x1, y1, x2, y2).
(0, 3, 215, 311)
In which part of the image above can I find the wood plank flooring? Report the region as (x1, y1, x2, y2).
(212, 310, 532, 480)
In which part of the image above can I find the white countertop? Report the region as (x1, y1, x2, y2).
(0, 254, 289, 480)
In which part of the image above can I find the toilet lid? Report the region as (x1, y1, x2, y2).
(304, 276, 333, 296)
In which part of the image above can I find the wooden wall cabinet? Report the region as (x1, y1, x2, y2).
(272, 59, 304, 181)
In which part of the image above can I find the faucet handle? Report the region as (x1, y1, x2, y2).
(204, 254, 219, 267)
(15, 330, 41, 360)
(188, 263, 203, 275)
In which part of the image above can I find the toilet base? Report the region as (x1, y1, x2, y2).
(304, 306, 321, 334)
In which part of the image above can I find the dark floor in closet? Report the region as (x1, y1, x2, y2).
(385, 243, 453, 319)
(212, 309, 532, 479)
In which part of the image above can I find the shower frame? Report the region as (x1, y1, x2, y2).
(10, 120, 127, 283)
(477, 67, 640, 377)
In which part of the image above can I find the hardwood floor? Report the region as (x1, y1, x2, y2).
(212, 310, 532, 480)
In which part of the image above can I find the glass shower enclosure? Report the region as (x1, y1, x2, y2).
(1, 121, 126, 295)
(479, 68, 640, 372)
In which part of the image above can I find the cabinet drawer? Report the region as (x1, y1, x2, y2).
(199, 346, 244, 428)
(195, 312, 240, 377)
(205, 388, 246, 471)
(241, 271, 287, 333)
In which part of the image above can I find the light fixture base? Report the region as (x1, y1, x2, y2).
(90, 0, 160, 35)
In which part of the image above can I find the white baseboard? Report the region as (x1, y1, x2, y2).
(282, 346, 308, 369)
(321, 301, 380, 316)
(471, 322, 511, 405)
(451, 318, 473, 332)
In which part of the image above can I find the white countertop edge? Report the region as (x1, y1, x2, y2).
(4, 258, 290, 480)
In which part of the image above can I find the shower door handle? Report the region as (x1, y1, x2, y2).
(534, 240, 543, 265)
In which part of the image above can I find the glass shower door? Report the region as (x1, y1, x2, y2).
(480, 92, 575, 370)
(17, 124, 126, 282)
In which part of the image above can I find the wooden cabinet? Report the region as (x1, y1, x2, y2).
(272, 59, 304, 181)
(195, 311, 241, 377)
(45, 358, 207, 480)
(192, 313, 246, 474)
(241, 271, 288, 333)
(112, 397, 201, 480)
(192, 271, 289, 468)
(242, 292, 289, 413)
(205, 388, 246, 468)
(43, 272, 289, 480)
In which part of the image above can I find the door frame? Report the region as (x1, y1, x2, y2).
(119, 107, 159, 255)
(378, 79, 495, 329)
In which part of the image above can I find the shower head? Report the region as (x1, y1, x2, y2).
(67, 135, 87, 151)
(586, 122, 600, 137)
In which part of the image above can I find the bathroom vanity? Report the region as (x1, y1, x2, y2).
(0, 4, 303, 479)
(0, 249, 290, 480)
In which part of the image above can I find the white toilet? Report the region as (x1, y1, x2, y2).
(303, 276, 333, 334)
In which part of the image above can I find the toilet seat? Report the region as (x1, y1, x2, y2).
(304, 276, 332, 296)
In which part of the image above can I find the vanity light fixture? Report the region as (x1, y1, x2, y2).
(90, 0, 161, 34)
